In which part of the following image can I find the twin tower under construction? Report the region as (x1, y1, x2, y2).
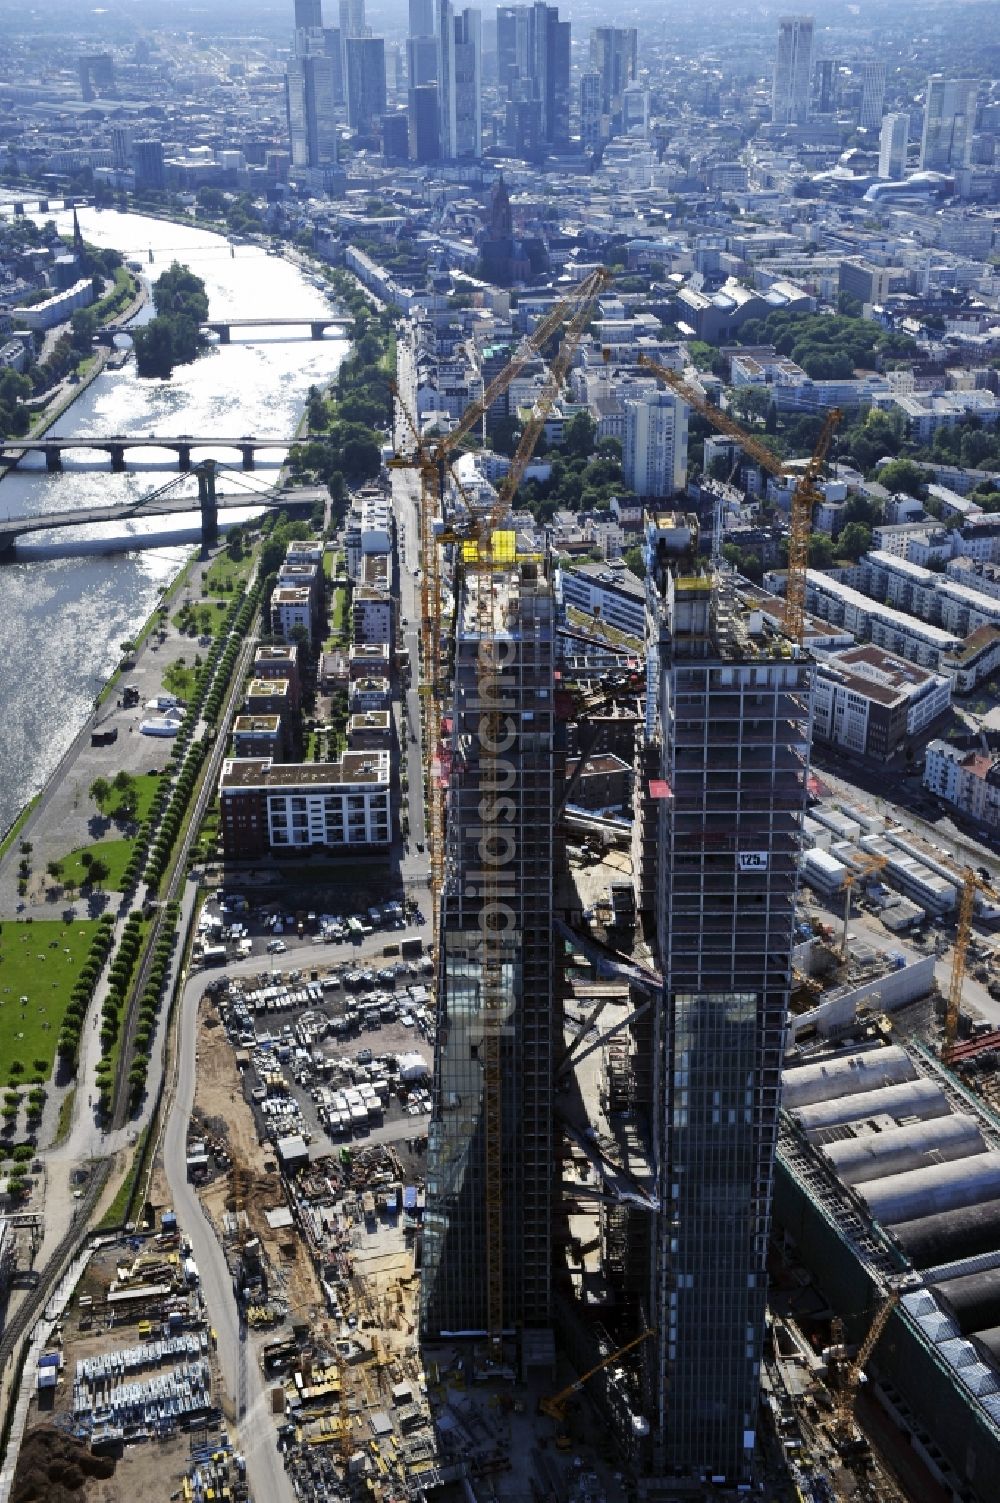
(418, 517, 816, 1488)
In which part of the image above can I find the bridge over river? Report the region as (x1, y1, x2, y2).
(96, 315, 348, 347)
(0, 474, 326, 558)
(0, 434, 306, 473)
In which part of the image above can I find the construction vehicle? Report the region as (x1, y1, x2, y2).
(840, 854, 889, 960)
(635, 354, 841, 642)
(392, 267, 612, 1360)
(831, 1288, 899, 1441)
(945, 866, 997, 1062)
(538, 1328, 655, 1422)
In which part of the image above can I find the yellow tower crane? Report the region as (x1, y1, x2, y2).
(945, 866, 996, 1062)
(538, 1329, 656, 1422)
(392, 266, 613, 1357)
(635, 355, 842, 642)
(832, 1288, 899, 1435)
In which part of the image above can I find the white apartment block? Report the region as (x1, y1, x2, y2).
(623, 388, 688, 498)
(924, 740, 1000, 829)
(801, 570, 960, 668)
(270, 587, 313, 644)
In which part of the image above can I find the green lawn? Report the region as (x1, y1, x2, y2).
(173, 598, 230, 638)
(105, 772, 160, 825)
(204, 550, 254, 597)
(0, 920, 100, 1084)
(57, 839, 135, 893)
(162, 660, 200, 701)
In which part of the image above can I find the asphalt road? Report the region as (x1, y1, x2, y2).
(162, 964, 296, 1503)
(392, 327, 428, 881)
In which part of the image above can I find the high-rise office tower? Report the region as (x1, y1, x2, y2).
(421, 551, 557, 1337)
(495, 4, 568, 146)
(346, 36, 386, 133)
(589, 26, 637, 120)
(338, 0, 366, 106)
(409, 0, 435, 37)
(408, 82, 440, 160)
(496, 4, 532, 90)
(815, 56, 837, 114)
(294, 0, 323, 28)
(580, 70, 603, 152)
(920, 75, 978, 170)
(858, 59, 886, 130)
(133, 139, 165, 191)
(111, 125, 134, 172)
(532, 3, 570, 146)
(642, 529, 815, 1484)
(286, 31, 339, 169)
(624, 391, 688, 499)
(879, 111, 909, 179)
(407, 33, 438, 85)
(324, 26, 345, 104)
(771, 15, 813, 126)
(437, 0, 482, 159)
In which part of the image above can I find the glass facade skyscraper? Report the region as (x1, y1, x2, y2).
(421, 552, 556, 1338)
(643, 526, 815, 1483)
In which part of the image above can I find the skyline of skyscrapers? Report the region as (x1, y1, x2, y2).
(496, 4, 570, 150)
(921, 74, 979, 171)
(772, 14, 814, 126)
(286, 24, 339, 170)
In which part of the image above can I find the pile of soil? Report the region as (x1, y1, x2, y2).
(12, 1427, 116, 1503)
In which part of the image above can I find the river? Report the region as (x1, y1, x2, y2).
(0, 208, 350, 835)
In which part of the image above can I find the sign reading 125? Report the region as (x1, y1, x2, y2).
(737, 851, 769, 873)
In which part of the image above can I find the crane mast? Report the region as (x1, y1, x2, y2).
(393, 267, 612, 1354)
(635, 354, 841, 642)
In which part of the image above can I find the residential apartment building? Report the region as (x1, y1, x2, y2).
(924, 740, 1000, 830)
(624, 389, 688, 499)
(219, 752, 391, 858)
(254, 644, 302, 710)
(270, 586, 315, 645)
(801, 570, 961, 669)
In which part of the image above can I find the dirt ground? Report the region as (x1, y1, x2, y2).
(18, 1244, 214, 1503)
(187, 996, 325, 1323)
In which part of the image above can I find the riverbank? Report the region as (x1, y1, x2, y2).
(6, 272, 149, 459)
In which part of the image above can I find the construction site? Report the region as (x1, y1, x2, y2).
(15, 271, 1000, 1503)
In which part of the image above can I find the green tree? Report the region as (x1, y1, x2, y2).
(878, 458, 928, 499)
(808, 533, 834, 568)
(562, 410, 597, 458)
(87, 856, 110, 888)
(89, 776, 111, 811)
(623, 545, 646, 579)
(838, 521, 872, 561)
